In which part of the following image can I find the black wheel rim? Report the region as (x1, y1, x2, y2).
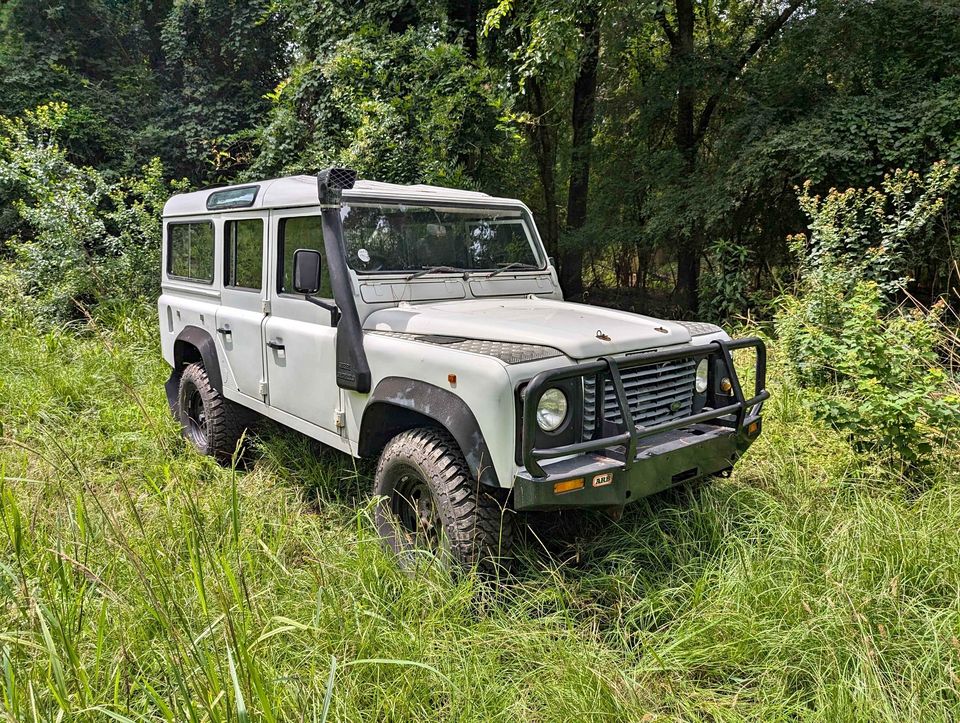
(391, 467, 441, 551)
(185, 384, 208, 448)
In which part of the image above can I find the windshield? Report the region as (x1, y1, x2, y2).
(340, 202, 544, 274)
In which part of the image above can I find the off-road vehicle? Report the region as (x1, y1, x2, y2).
(159, 168, 768, 570)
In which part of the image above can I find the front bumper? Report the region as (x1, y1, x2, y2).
(514, 337, 768, 512)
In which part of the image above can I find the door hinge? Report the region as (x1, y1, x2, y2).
(261, 299, 271, 315)
(258, 380, 269, 396)
(334, 409, 346, 429)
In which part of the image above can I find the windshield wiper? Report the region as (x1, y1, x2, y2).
(406, 265, 469, 281)
(487, 262, 539, 278)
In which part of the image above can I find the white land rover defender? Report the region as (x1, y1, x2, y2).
(159, 168, 768, 569)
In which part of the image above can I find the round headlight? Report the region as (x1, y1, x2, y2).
(695, 358, 709, 394)
(536, 388, 568, 432)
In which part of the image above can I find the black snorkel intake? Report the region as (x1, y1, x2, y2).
(317, 167, 372, 394)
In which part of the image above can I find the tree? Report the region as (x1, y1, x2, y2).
(562, 1, 602, 298)
(250, 0, 512, 191)
(482, 0, 605, 298)
(653, 0, 808, 309)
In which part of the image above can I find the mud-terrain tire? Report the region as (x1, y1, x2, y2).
(177, 362, 254, 465)
(373, 428, 513, 573)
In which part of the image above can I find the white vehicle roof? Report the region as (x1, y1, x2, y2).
(163, 174, 525, 217)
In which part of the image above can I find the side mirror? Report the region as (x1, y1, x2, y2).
(293, 249, 322, 294)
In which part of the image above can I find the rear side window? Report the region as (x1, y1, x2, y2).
(224, 219, 264, 290)
(278, 216, 333, 298)
(167, 222, 214, 282)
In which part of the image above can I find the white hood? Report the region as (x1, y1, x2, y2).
(363, 297, 691, 359)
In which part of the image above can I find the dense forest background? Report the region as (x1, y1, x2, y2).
(2, 0, 958, 318)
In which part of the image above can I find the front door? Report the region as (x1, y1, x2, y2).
(263, 209, 341, 432)
(216, 215, 268, 400)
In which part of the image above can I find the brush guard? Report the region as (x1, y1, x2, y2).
(520, 337, 769, 481)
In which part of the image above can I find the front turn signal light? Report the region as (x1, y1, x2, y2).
(720, 377, 733, 393)
(554, 478, 584, 495)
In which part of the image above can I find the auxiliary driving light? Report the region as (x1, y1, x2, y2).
(695, 358, 709, 394)
(536, 388, 568, 432)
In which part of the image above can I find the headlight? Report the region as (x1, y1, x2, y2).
(536, 388, 568, 432)
(695, 358, 709, 394)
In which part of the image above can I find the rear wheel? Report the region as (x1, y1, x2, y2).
(373, 428, 513, 574)
(177, 362, 254, 465)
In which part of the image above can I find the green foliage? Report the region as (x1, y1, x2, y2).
(793, 164, 960, 294)
(159, 0, 287, 181)
(1, 0, 959, 309)
(777, 167, 960, 469)
(698, 239, 752, 322)
(0, 104, 185, 322)
(251, 20, 508, 189)
(779, 278, 959, 467)
(0, 0, 286, 185)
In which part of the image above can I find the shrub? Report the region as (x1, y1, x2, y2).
(794, 163, 959, 294)
(0, 104, 186, 322)
(699, 239, 752, 322)
(778, 277, 959, 467)
(777, 164, 960, 471)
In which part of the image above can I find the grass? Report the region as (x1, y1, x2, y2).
(1, 306, 959, 721)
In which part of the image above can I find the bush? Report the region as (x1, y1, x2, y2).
(0, 104, 186, 322)
(777, 164, 960, 471)
(778, 277, 959, 467)
(698, 239, 752, 322)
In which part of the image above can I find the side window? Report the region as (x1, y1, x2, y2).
(278, 216, 333, 298)
(168, 222, 214, 282)
(224, 218, 264, 291)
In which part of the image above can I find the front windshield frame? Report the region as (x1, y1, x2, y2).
(338, 199, 548, 276)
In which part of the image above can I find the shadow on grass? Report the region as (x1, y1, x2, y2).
(249, 421, 371, 511)
(240, 420, 773, 617)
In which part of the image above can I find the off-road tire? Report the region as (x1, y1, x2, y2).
(177, 362, 254, 465)
(374, 428, 513, 574)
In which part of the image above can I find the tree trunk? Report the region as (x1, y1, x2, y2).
(528, 78, 560, 263)
(673, 0, 700, 312)
(562, 2, 600, 300)
(660, 0, 807, 312)
(139, 0, 173, 70)
(447, 0, 479, 58)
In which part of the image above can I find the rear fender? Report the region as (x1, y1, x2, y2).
(166, 325, 221, 416)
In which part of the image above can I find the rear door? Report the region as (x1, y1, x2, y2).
(215, 215, 268, 400)
(262, 209, 341, 432)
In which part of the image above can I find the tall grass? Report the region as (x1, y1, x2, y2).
(1, 306, 959, 720)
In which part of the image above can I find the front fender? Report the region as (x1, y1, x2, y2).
(359, 377, 500, 487)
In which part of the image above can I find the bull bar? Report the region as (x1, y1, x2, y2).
(520, 337, 769, 481)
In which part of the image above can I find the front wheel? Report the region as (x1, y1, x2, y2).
(373, 428, 513, 574)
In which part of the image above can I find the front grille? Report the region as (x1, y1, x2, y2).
(582, 358, 696, 438)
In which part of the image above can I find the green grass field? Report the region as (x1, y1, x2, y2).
(2, 308, 959, 721)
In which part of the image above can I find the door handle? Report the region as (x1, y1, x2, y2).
(216, 327, 232, 335)
(266, 340, 285, 351)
